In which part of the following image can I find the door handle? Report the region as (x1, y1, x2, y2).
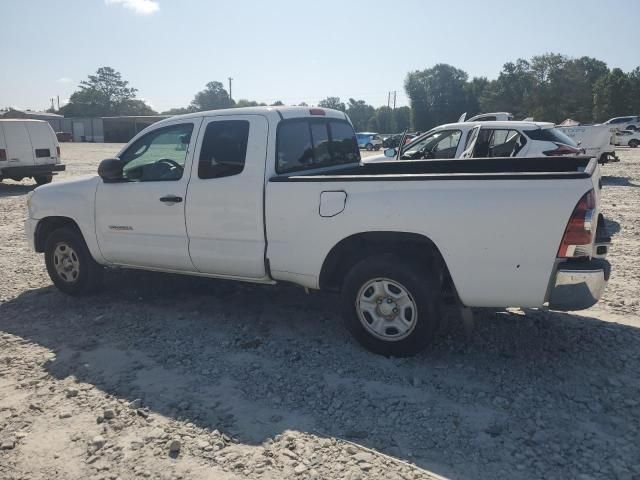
(159, 195, 183, 203)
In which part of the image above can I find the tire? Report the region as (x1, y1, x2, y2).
(629, 139, 639, 148)
(34, 174, 53, 185)
(374, 145, 381, 151)
(341, 254, 441, 357)
(44, 227, 103, 295)
(365, 143, 374, 151)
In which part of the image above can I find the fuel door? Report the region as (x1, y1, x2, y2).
(319, 190, 347, 217)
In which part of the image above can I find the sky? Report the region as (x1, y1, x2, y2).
(1, 0, 639, 113)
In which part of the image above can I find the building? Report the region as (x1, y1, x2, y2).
(0, 109, 170, 143)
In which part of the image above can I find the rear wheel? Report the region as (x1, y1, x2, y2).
(629, 139, 639, 148)
(341, 254, 441, 356)
(365, 143, 374, 151)
(44, 227, 103, 295)
(34, 174, 53, 185)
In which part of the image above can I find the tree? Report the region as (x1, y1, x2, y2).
(593, 68, 634, 122)
(234, 99, 267, 107)
(393, 106, 411, 132)
(60, 66, 154, 117)
(479, 59, 535, 119)
(318, 96, 346, 112)
(370, 106, 395, 132)
(161, 107, 193, 115)
(405, 64, 470, 131)
(190, 81, 233, 111)
(346, 98, 375, 131)
(270, 100, 284, 106)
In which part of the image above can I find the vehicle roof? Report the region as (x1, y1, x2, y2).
(0, 118, 49, 123)
(436, 120, 554, 130)
(153, 106, 348, 127)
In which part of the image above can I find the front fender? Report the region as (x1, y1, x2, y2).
(29, 175, 105, 263)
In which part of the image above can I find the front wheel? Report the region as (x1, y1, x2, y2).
(34, 174, 53, 185)
(341, 254, 441, 356)
(365, 143, 374, 151)
(629, 139, 639, 148)
(44, 227, 103, 295)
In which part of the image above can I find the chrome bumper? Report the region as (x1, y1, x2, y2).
(548, 258, 611, 311)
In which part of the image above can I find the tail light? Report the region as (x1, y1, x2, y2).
(56, 146, 60, 157)
(543, 143, 582, 156)
(557, 189, 596, 258)
(309, 108, 325, 116)
(0, 148, 6, 161)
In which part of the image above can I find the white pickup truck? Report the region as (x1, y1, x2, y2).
(25, 107, 612, 356)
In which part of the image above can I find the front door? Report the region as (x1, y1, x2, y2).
(95, 119, 201, 271)
(185, 115, 269, 279)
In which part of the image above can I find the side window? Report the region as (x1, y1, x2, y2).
(433, 130, 462, 158)
(120, 123, 193, 182)
(402, 130, 461, 159)
(276, 119, 360, 173)
(329, 121, 360, 163)
(486, 129, 526, 157)
(198, 120, 250, 179)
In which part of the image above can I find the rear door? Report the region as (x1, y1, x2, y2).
(185, 114, 269, 279)
(3, 121, 34, 167)
(27, 122, 58, 165)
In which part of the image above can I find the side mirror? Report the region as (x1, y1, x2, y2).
(384, 148, 397, 158)
(98, 158, 124, 183)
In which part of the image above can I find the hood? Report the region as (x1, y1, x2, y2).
(29, 175, 100, 220)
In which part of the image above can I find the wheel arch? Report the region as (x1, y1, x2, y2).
(34, 216, 82, 253)
(319, 231, 457, 297)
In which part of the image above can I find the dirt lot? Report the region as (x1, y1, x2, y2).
(1, 144, 639, 480)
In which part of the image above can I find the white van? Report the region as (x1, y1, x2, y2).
(0, 119, 66, 185)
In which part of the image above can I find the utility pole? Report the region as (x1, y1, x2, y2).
(57, 95, 60, 110)
(393, 91, 397, 110)
(228, 77, 233, 102)
(387, 91, 391, 109)
(50, 98, 55, 111)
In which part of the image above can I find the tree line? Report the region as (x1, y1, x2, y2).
(406, 53, 640, 130)
(57, 53, 640, 133)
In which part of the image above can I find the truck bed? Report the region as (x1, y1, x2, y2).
(270, 156, 596, 182)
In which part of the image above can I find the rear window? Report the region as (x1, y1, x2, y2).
(524, 128, 577, 147)
(276, 119, 360, 173)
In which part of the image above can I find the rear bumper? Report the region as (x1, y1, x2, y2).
(0, 164, 66, 177)
(548, 258, 611, 311)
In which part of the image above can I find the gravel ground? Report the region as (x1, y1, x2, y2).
(1, 144, 639, 480)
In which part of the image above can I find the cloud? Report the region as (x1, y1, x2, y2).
(57, 77, 73, 84)
(105, 0, 159, 15)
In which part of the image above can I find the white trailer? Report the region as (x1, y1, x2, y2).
(556, 124, 618, 163)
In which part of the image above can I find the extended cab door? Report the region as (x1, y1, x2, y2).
(95, 119, 201, 271)
(185, 114, 269, 279)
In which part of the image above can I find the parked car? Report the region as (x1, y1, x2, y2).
(366, 121, 582, 163)
(603, 116, 640, 131)
(356, 132, 382, 151)
(613, 130, 640, 148)
(56, 131, 73, 142)
(0, 119, 65, 185)
(25, 106, 611, 356)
